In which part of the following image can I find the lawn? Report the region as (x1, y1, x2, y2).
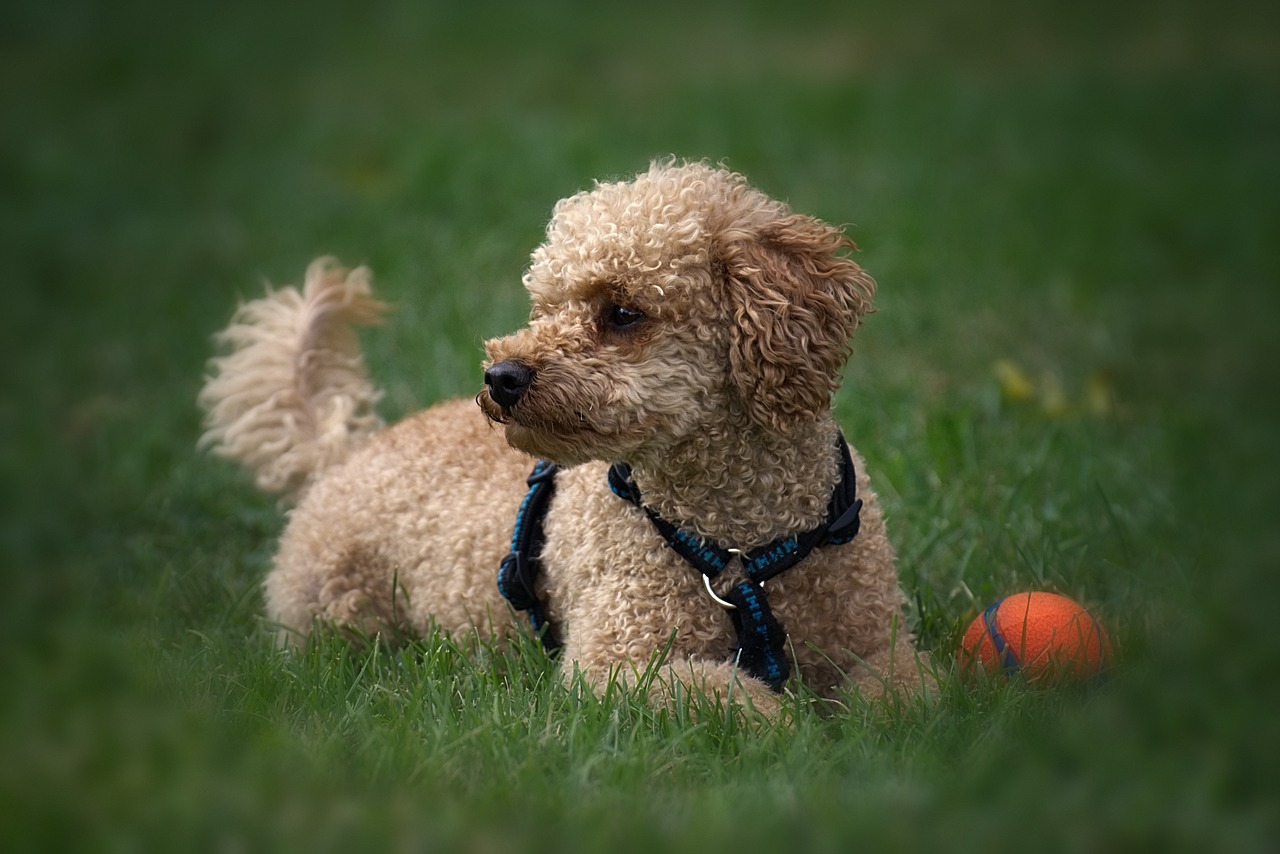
(2, 0, 1278, 850)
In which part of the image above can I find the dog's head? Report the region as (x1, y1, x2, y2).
(479, 160, 875, 465)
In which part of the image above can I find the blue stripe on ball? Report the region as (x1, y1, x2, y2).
(982, 599, 1022, 674)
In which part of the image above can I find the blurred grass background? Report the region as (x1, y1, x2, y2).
(2, 0, 1278, 850)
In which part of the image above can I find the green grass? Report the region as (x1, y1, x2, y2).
(3, 0, 1278, 850)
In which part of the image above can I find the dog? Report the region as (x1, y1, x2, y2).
(199, 160, 924, 715)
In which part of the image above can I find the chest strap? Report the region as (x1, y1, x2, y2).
(497, 460, 562, 651)
(497, 435, 863, 692)
(608, 434, 862, 691)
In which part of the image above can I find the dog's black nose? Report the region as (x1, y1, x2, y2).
(484, 359, 534, 409)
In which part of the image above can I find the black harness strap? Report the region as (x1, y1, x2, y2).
(497, 434, 863, 692)
(608, 433, 862, 691)
(497, 460, 562, 651)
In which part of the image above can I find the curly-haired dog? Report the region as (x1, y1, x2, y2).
(199, 161, 924, 715)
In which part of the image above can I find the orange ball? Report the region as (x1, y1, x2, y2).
(960, 592, 1111, 683)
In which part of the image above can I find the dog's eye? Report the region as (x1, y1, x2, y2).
(606, 304, 645, 329)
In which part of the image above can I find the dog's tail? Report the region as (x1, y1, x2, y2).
(198, 257, 387, 500)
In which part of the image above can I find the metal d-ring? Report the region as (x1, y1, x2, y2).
(701, 549, 763, 611)
(702, 573, 737, 610)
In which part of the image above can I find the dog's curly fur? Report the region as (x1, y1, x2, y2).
(199, 160, 924, 715)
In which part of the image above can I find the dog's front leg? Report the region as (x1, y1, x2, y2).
(650, 657, 784, 719)
(557, 632, 784, 720)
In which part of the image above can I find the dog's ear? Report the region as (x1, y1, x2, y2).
(718, 214, 875, 431)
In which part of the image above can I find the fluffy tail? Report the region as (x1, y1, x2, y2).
(198, 257, 387, 499)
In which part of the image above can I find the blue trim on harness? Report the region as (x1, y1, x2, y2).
(498, 433, 864, 693)
(497, 460, 562, 650)
(607, 432, 863, 692)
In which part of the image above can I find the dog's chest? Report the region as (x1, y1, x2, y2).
(536, 463, 733, 649)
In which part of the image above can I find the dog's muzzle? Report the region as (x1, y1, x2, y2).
(484, 359, 534, 411)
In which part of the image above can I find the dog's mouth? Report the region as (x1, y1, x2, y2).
(476, 389, 513, 425)
(504, 417, 605, 467)
(478, 378, 593, 431)
(477, 386, 619, 464)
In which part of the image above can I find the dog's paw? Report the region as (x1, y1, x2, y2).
(651, 658, 785, 722)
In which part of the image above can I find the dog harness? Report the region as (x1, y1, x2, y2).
(497, 460, 563, 651)
(497, 435, 863, 692)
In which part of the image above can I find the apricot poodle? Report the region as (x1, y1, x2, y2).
(199, 160, 924, 715)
